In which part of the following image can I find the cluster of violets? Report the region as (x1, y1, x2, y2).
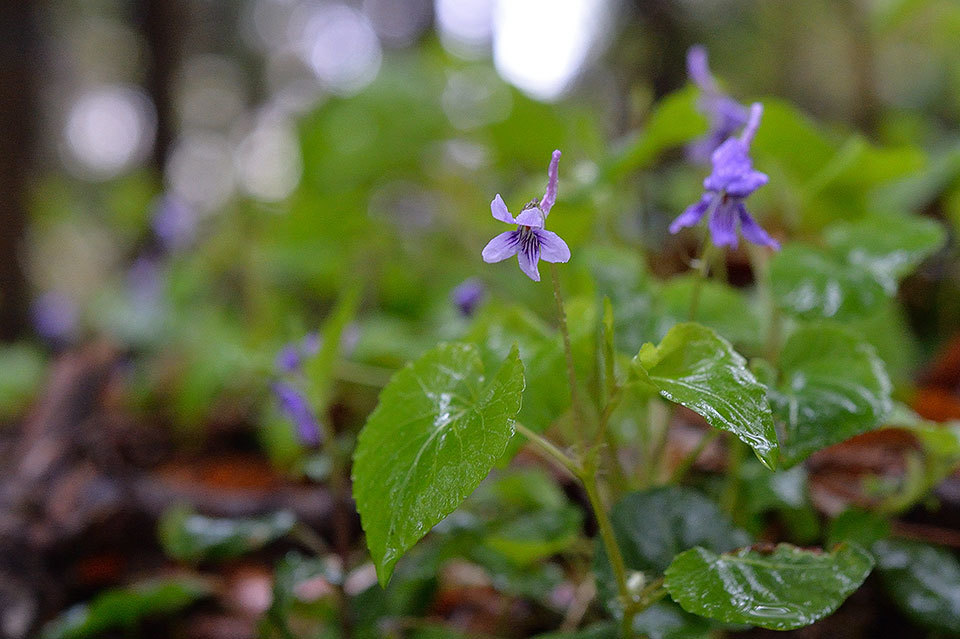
(478, 45, 778, 284)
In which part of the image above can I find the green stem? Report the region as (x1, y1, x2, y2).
(516, 422, 583, 477)
(551, 263, 586, 437)
(687, 240, 714, 321)
(622, 578, 668, 635)
(582, 466, 631, 613)
(670, 429, 720, 484)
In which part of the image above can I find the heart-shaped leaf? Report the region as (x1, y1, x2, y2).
(632, 323, 778, 468)
(665, 543, 873, 630)
(770, 244, 887, 321)
(352, 342, 524, 585)
(825, 214, 946, 293)
(771, 324, 892, 466)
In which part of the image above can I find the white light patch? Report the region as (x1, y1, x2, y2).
(63, 85, 156, 180)
(493, 0, 608, 101)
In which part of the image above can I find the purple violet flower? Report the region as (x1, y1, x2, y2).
(275, 332, 322, 373)
(273, 381, 322, 447)
(451, 278, 486, 317)
(481, 149, 571, 282)
(686, 45, 751, 165)
(670, 103, 779, 250)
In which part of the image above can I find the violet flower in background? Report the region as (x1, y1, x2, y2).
(482, 150, 571, 282)
(31, 292, 78, 344)
(686, 45, 751, 164)
(451, 278, 486, 317)
(670, 103, 780, 250)
(151, 193, 198, 252)
(273, 381, 322, 447)
(275, 331, 322, 373)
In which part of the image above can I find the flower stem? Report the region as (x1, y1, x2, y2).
(550, 263, 586, 437)
(517, 424, 632, 626)
(687, 240, 714, 321)
(515, 422, 582, 477)
(581, 463, 632, 614)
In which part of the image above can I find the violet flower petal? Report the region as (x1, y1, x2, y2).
(669, 194, 713, 234)
(515, 208, 545, 228)
(687, 45, 713, 90)
(517, 244, 542, 281)
(709, 201, 739, 248)
(276, 345, 301, 373)
(491, 194, 516, 224)
(535, 229, 571, 263)
(737, 204, 780, 250)
(482, 231, 520, 263)
(725, 170, 769, 198)
(541, 150, 561, 215)
(273, 381, 321, 447)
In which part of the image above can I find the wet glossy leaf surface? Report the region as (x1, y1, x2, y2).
(633, 323, 778, 468)
(873, 539, 960, 634)
(770, 244, 887, 321)
(825, 214, 946, 293)
(352, 342, 524, 585)
(158, 507, 296, 563)
(771, 324, 892, 466)
(664, 543, 873, 630)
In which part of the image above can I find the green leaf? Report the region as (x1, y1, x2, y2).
(826, 510, 890, 549)
(825, 213, 946, 293)
(609, 487, 750, 575)
(665, 543, 874, 630)
(769, 244, 887, 321)
(632, 323, 778, 468)
(873, 539, 960, 634)
(304, 281, 362, 408)
(0, 343, 45, 418)
(352, 342, 524, 585)
(40, 578, 210, 639)
(158, 507, 296, 563)
(772, 324, 892, 466)
(485, 506, 582, 566)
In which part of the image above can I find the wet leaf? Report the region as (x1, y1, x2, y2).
(632, 323, 778, 468)
(771, 324, 892, 466)
(825, 213, 946, 293)
(770, 244, 886, 321)
(873, 539, 960, 634)
(158, 507, 296, 563)
(352, 342, 524, 585)
(665, 543, 873, 630)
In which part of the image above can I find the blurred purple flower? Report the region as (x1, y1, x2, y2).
(686, 45, 751, 165)
(31, 292, 77, 344)
(273, 381, 322, 447)
(670, 103, 779, 250)
(276, 332, 322, 373)
(482, 149, 571, 282)
(151, 193, 197, 251)
(451, 278, 486, 317)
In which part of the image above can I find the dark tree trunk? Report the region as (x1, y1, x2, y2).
(139, 0, 185, 173)
(0, 1, 40, 341)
